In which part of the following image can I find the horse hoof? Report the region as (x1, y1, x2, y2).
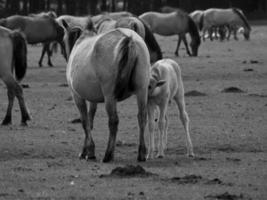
(2, 116, 11, 126)
(79, 151, 96, 161)
(20, 121, 28, 126)
(39, 63, 42, 67)
(48, 63, 54, 67)
(156, 154, 164, 159)
(188, 153, 195, 158)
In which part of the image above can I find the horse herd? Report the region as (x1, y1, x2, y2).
(0, 7, 251, 162)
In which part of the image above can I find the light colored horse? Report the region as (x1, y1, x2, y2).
(95, 15, 162, 63)
(92, 11, 133, 24)
(201, 8, 251, 41)
(0, 26, 30, 125)
(62, 20, 150, 162)
(147, 59, 194, 159)
(139, 10, 201, 56)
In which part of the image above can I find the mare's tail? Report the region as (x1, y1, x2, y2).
(114, 35, 137, 99)
(11, 31, 28, 81)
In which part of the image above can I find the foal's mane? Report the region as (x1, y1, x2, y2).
(232, 8, 251, 31)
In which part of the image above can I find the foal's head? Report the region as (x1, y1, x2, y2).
(148, 73, 165, 97)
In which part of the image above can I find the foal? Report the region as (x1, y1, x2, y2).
(147, 59, 194, 159)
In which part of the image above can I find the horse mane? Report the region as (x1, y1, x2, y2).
(0, 18, 7, 27)
(187, 16, 201, 46)
(232, 8, 251, 31)
(139, 18, 162, 60)
(114, 35, 137, 99)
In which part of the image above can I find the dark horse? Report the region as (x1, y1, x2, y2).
(0, 13, 65, 67)
(140, 9, 201, 56)
(0, 26, 30, 125)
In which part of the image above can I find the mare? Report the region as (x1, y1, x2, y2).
(0, 13, 65, 67)
(0, 26, 30, 125)
(147, 59, 194, 159)
(139, 10, 201, 56)
(62, 19, 150, 162)
(201, 8, 251, 41)
(95, 15, 162, 63)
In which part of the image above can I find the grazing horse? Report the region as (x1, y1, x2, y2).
(139, 10, 201, 56)
(62, 20, 150, 162)
(0, 26, 30, 125)
(0, 14, 65, 67)
(147, 59, 194, 159)
(201, 8, 251, 41)
(95, 16, 162, 63)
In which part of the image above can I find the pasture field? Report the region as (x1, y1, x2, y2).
(0, 25, 267, 200)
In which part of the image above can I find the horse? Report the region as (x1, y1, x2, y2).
(0, 13, 65, 67)
(62, 19, 150, 162)
(147, 58, 194, 159)
(0, 26, 30, 125)
(160, 6, 178, 13)
(95, 15, 162, 63)
(92, 11, 133, 24)
(189, 10, 204, 31)
(29, 11, 60, 67)
(139, 10, 201, 57)
(201, 8, 251, 41)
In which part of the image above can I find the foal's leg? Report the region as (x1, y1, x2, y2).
(174, 93, 194, 157)
(163, 115, 168, 151)
(181, 36, 192, 56)
(147, 103, 156, 159)
(157, 101, 168, 158)
(175, 35, 182, 56)
(103, 97, 118, 163)
(136, 91, 147, 162)
(73, 94, 96, 160)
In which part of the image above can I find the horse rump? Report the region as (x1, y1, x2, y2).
(114, 35, 137, 100)
(11, 31, 27, 81)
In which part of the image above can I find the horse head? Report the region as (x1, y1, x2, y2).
(188, 17, 201, 56)
(243, 27, 250, 40)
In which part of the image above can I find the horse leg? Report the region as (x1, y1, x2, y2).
(181, 36, 192, 56)
(73, 94, 96, 160)
(1, 86, 15, 125)
(175, 35, 182, 56)
(47, 43, 54, 67)
(38, 43, 46, 67)
(88, 102, 97, 130)
(233, 28, 238, 40)
(136, 90, 147, 162)
(14, 82, 31, 126)
(156, 100, 168, 158)
(147, 103, 156, 159)
(174, 94, 194, 157)
(103, 97, 118, 163)
(163, 114, 168, 151)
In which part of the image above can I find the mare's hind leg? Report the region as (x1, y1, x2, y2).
(175, 35, 182, 56)
(89, 102, 97, 130)
(136, 91, 147, 162)
(2, 87, 15, 125)
(181, 36, 192, 56)
(73, 94, 96, 160)
(174, 94, 194, 157)
(103, 97, 118, 163)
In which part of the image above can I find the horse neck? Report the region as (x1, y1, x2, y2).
(187, 17, 200, 44)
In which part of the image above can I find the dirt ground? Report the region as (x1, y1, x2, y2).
(0, 24, 266, 200)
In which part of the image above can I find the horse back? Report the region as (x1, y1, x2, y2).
(204, 8, 239, 26)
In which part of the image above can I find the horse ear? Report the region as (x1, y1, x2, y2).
(62, 19, 69, 30)
(156, 80, 165, 87)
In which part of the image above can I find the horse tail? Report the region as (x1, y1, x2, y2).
(232, 8, 251, 31)
(139, 18, 162, 60)
(188, 16, 201, 45)
(198, 12, 204, 31)
(114, 35, 137, 99)
(11, 31, 28, 81)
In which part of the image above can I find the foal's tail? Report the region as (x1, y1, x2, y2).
(114, 35, 137, 99)
(11, 31, 28, 81)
